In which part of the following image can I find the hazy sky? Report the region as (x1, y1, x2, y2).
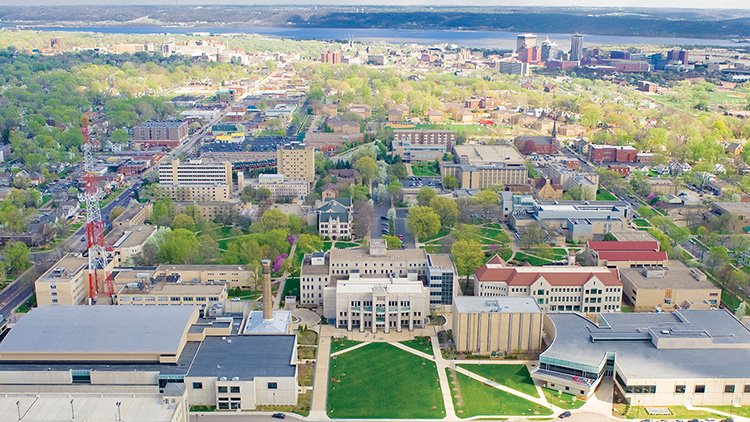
(5, 0, 750, 8)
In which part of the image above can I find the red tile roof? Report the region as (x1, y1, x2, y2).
(486, 254, 506, 265)
(475, 264, 621, 287)
(597, 251, 667, 262)
(587, 241, 658, 252)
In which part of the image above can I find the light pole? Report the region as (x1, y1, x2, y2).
(70, 399, 75, 420)
(16, 400, 20, 421)
(116, 402, 121, 422)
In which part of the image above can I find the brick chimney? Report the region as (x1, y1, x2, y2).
(262, 259, 272, 320)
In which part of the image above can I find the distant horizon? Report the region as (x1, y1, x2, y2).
(2, 1, 750, 10)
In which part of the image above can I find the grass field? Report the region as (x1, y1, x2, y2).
(330, 338, 362, 354)
(228, 289, 261, 300)
(448, 370, 551, 418)
(282, 277, 300, 301)
(623, 406, 722, 419)
(328, 343, 445, 418)
(416, 123, 495, 137)
(703, 405, 750, 418)
(399, 336, 434, 356)
(542, 389, 585, 409)
(411, 161, 439, 177)
(458, 364, 539, 398)
(421, 228, 451, 243)
(596, 189, 618, 201)
(334, 242, 359, 249)
(512, 252, 552, 266)
(633, 219, 651, 227)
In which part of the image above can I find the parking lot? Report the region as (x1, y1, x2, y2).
(200, 135, 293, 155)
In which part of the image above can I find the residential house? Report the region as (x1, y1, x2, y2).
(388, 105, 410, 123)
(326, 116, 360, 135)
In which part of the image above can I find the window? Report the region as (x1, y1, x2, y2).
(218, 386, 228, 393)
(744, 385, 750, 393)
(193, 382, 203, 389)
(726, 385, 736, 394)
(230, 386, 240, 393)
(695, 385, 706, 394)
(268, 382, 278, 389)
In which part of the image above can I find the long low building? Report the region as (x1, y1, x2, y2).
(534, 310, 750, 406)
(0, 306, 298, 411)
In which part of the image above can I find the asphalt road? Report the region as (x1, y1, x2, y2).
(371, 204, 415, 249)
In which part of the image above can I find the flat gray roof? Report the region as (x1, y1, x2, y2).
(243, 310, 292, 334)
(187, 335, 296, 380)
(454, 297, 541, 314)
(0, 306, 197, 357)
(619, 260, 716, 290)
(543, 309, 750, 380)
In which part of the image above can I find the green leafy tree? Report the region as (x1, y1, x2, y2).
(296, 234, 324, 254)
(430, 196, 458, 228)
(406, 206, 441, 241)
(416, 187, 437, 206)
(159, 228, 199, 264)
(110, 206, 126, 221)
(3, 241, 30, 275)
(382, 235, 402, 249)
(111, 128, 128, 144)
(355, 156, 378, 186)
(451, 239, 485, 292)
(443, 175, 459, 190)
(260, 208, 289, 231)
(171, 213, 195, 231)
(151, 198, 176, 226)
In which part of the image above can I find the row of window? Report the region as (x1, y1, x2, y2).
(121, 296, 220, 302)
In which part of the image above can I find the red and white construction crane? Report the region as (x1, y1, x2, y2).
(82, 118, 113, 302)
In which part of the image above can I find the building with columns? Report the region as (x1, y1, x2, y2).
(322, 271, 429, 333)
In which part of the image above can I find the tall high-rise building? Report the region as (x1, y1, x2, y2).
(276, 142, 315, 183)
(541, 37, 560, 62)
(158, 158, 233, 202)
(516, 34, 537, 52)
(570, 34, 584, 62)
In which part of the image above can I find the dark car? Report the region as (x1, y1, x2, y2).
(558, 411, 572, 419)
(380, 216, 388, 220)
(272, 413, 286, 419)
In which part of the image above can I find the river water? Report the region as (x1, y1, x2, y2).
(21, 25, 741, 49)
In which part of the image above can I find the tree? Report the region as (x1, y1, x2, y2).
(171, 213, 195, 230)
(151, 198, 176, 226)
(296, 234, 324, 254)
(451, 239, 485, 293)
(193, 235, 221, 264)
(706, 246, 730, 271)
(416, 187, 437, 206)
(443, 175, 459, 190)
(390, 163, 408, 180)
(260, 209, 289, 231)
(355, 156, 378, 186)
(255, 188, 272, 202)
(474, 190, 499, 205)
(159, 228, 199, 264)
(382, 235, 402, 249)
(111, 128, 128, 143)
(637, 205, 655, 219)
(133, 243, 160, 266)
(388, 181, 403, 204)
(110, 206, 126, 221)
(406, 206, 441, 241)
(520, 222, 550, 249)
(452, 223, 479, 242)
(3, 241, 30, 275)
(430, 196, 458, 228)
(351, 199, 373, 240)
(603, 232, 617, 241)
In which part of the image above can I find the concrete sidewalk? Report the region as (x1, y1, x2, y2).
(431, 327, 457, 419)
(309, 325, 333, 420)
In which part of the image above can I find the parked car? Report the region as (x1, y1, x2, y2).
(558, 411, 572, 419)
(272, 413, 286, 419)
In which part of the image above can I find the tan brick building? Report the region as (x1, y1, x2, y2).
(452, 297, 543, 355)
(276, 142, 315, 183)
(158, 159, 232, 202)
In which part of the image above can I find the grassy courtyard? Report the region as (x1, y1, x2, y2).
(448, 370, 552, 418)
(542, 388, 585, 409)
(328, 343, 445, 418)
(329, 338, 362, 354)
(399, 336, 434, 356)
(458, 364, 539, 398)
(621, 406, 723, 420)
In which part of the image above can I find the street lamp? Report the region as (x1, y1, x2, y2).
(116, 402, 121, 422)
(70, 399, 75, 420)
(16, 400, 20, 421)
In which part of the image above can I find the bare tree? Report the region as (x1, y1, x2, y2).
(351, 199, 374, 240)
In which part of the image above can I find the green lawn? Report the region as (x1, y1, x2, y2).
(448, 370, 552, 418)
(596, 189, 617, 201)
(633, 219, 651, 227)
(458, 364, 539, 398)
(422, 245, 442, 253)
(399, 336, 434, 356)
(323, 241, 333, 250)
(328, 343, 445, 418)
(334, 242, 359, 249)
(421, 228, 451, 243)
(542, 388, 585, 409)
(722, 290, 744, 312)
(512, 252, 552, 266)
(330, 338, 362, 354)
(704, 405, 750, 418)
(412, 161, 439, 177)
(228, 289, 261, 300)
(416, 123, 495, 137)
(624, 406, 723, 419)
(282, 277, 300, 300)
